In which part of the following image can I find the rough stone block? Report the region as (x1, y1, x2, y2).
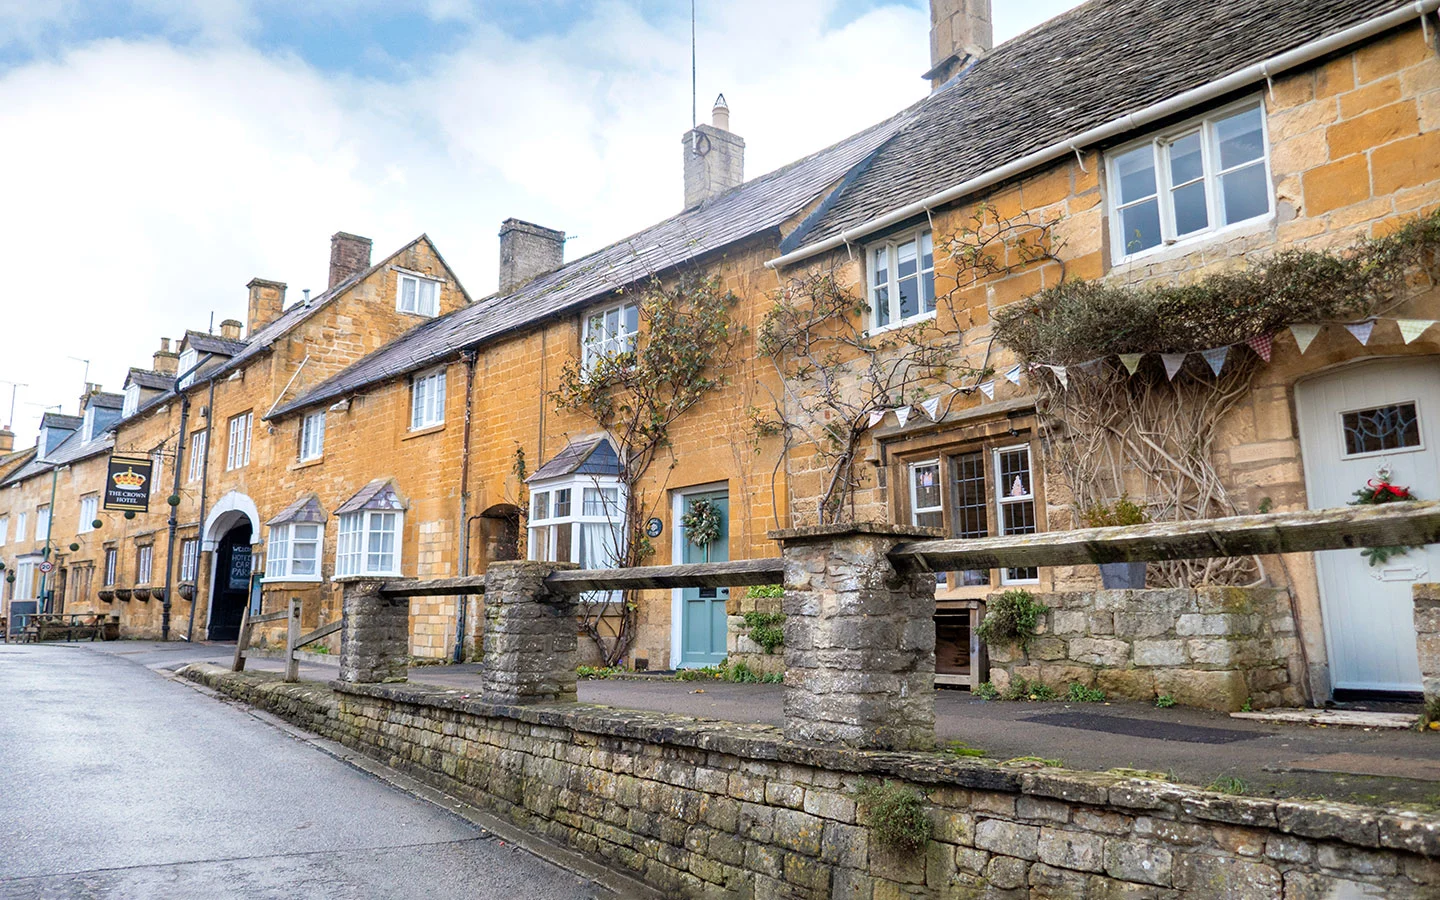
(1133, 640, 1188, 667)
(1153, 669, 1249, 712)
(976, 819, 1040, 860)
(1068, 638, 1130, 668)
(1037, 827, 1105, 873)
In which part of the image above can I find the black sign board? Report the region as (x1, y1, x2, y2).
(103, 455, 153, 512)
(229, 546, 252, 590)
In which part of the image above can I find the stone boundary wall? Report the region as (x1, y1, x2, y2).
(179, 663, 1440, 899)
(987, 588, 1305, 711)
(1415, 583, 1440, 712)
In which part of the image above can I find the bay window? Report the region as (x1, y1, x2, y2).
(336, 511, 400, 577)
(266, 522, 321, 580)
(529, 476, 625, 602)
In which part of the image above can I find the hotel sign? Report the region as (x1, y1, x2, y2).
(103, 455, 153, 512)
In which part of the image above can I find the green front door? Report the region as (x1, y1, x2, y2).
(679, 490, 729, 668)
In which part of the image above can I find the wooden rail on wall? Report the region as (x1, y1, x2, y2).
(231, 598, 341, 683)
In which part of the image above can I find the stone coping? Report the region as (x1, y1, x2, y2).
(314, 675, 1440, 859)
(767, 522, 943, 544)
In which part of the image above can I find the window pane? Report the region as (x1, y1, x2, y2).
(1342, 402, 1422, 455)
(1172, 181, 1209, 236)
(1215, 107, 1264, 170)
(912, 463, 941, 513)
(896, 239, 917, 276)
(1119, 200, 1162, 255)
(872, 247, 887, 285)
(533, 491, 549, 521)
(624, 303, 638, 335)
(1115, 145, 1157, 204)
(1220, 162, 1269, 225)
(997, 449, 1032, 498)
(420, 280, 437, 315)
(920, 231, 933, 270)
(951, 452, 990, 586)
(1168, 132, 1204, 185)
(554, 522, 572, 563)
(873, 286, 891, 328)
(897, 276, 919, 320)
(401, 278, 417, 311)
(553, 489, 571, 518)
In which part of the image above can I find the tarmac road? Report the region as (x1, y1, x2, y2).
(0, 643, 610, 900)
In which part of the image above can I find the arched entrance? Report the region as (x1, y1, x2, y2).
(480, 503, 522, 564)
(203, 491, 261, 642)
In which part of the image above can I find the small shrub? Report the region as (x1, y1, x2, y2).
(1209, 776, 1248, 796)
(1066, 683, 1106, 703)
(941, 741, 986, 758)
(747, 583, 784, 599)
(1240, 698, 1253, 713)
(1155, 694, 1177, 709)
(1001, 676, 1056, 702)
(974, 681, 1000, 701)
(976, 590, 1049, 649)
(577, 665, 627, 679)
(676, 665, 724, 682)
(1079, 495, 1150, 528)
(742, 611, 786, 654)
(855, 781, 932, 852)
(675, 660, 783, 684)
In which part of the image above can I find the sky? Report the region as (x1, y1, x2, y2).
(0, 0, 1085, 448)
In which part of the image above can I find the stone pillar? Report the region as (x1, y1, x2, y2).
(481, 561, 579, 705)
(1415, 584, 1440, 711)
(771, 524, 940, 751)
(337, 577, 409, 684)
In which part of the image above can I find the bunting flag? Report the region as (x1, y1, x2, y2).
(1049, 365, 1069, 390)
(1398, 319, 1436, 344)
(920, 396, 941, 421)
(1162, 353, 1187, 381)
(1344, 320, 1376, 346)
(1245, 333, 1274, 362)
(1201, 346, 1229, 376)
(1074, 358, 1105, 374)
(867, 410, 886, 429)
(894, 406, 912, 428)
(1005, 365, 1023, 385)
(978, 381, 995, 400)
(1289, 324, 1321, 354)
(1119, 353, 1143, 375)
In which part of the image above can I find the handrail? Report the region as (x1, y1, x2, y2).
(545, 558, 785, 594)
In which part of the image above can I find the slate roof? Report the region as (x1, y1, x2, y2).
(182, 330, 247, 357)
(40, 413, 82, 432)
(125, 368, 173, 392)
(528, 436, 622, 483)
(86, 392, 124, 410)
(267, 494, 325, 526)
(270, 108, 919, 418)
(2, 431, 113, 487)
(788, 0, 1411, 248)
(335, 479, 406, 515)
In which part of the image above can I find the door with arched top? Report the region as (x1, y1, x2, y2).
(207, 522, 253, 641)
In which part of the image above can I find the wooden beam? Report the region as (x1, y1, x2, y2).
(890, 501, 1440, 571)
(295, 619, 341, 649)
(545, 558, 784, 594)
(381, 575, 487, 598)
(246, 609, 291, 625)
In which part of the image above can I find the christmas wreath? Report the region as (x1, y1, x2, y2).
(681, 498, 723, 553)
(1350, 472, 1420, 566)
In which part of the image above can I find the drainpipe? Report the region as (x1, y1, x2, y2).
(453, 349, 479, 662)
(185, 376, 217, 642)
(161, 353, 213, 641)
(36, 463, 60, 613)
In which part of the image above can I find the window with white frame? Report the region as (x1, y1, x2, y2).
(15, 512, 26, 545)
(13, 558, 37, 600)
(582, 301, 639, 371)
(122, 384, 141, 417)
(82, 407, 97, 441)
(0, 515, 7, 545)
(397, 273, 440, 317)
(994, 445, 1039, 583)
(180, 538, 200, 581)
(528, 477, 625, 575)
(265, 522, 321, 579)
(226, 411, 253, 470)
(866, 228, 936, 331)
(299, 411, 325, 461)
(103, 548, 118, 586)
(79, 495, 98, 532)
(136, 545, 153, 584)
(178, 347, 199, 389)
(336, 511, 401, 576)
(410, 369, 446, 430)
(188, 430, 207, 482)
(35, 505, 49, 543)
(1108, 101, 1271, 262)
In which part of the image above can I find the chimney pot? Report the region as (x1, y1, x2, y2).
(925, 0, 992, 90)
(220, 318, 244, 341)
(245, 279, 286, 337)
(711, 93, 731, 132)
(329, 232, 373, 289)
(683, 94, 745, 209)
(161, 337, 171, 352)
(498, 219, 565, 294)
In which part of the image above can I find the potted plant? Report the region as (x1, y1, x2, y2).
(1080, 496, 1150, 589)
(133, 586, 151, 601)
(151, 586, 167, 603)
(98, 589, 115, 603)
(114, 587, 132, 601)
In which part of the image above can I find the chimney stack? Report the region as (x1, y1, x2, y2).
(0, 429, 12, 454)
(153, 337, 179, 374)
(683, 94, 745, 210)
(79, 382, 102, 410)
(498, 219, 565, 294)
(245, 279, 287, 337)
(925, 0, 992, 91)
(329, 232, 373, 289)
(220, 319, 243, 341)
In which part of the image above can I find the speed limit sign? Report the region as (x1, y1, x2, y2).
(38, 561, 54, 574)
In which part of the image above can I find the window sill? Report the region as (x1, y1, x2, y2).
(290, 456, 324, 471)
(865, 310, 938, 338)
(396, 309, 437, 319)
(404, 424, 445, 440)
(333, 572, 403, 583)
(1109, 214, 1274, 272)
(260, 576, 323, 585)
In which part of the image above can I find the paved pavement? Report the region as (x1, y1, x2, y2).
(59, 640, 1440, 808)
(0, 642, 612, 900)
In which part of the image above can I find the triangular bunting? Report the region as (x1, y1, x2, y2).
(1344, 320, 1376, 346)
(1201, 346, 1229, 376)
(1398, 319, 1436, 344)
(867, 410, 886, 429)
(920, 396, 941, 421)
(978, 381, 995, 400)
(1162, 353, 1187, 381)
(1049, 365, 1069, 390)
(1245, 333, 1274, 362)
(1005, 365, 1023, 385)
(894, 407, 911, 428)
(1118, 353, 1143, 375)
(1074, 358, 1105, 373)
(1289, 324, 1321, 354)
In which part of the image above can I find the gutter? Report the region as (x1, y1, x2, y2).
(766, 0, 1440, 270)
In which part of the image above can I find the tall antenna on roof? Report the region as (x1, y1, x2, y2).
(691, 0, 697, 129)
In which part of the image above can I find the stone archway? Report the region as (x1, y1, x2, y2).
(202, 491, 261, 640)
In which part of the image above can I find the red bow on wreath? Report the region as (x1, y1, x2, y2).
(1367, 479, 1413, 500)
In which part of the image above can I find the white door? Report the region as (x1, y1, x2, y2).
(1297, 358, 1440, 693)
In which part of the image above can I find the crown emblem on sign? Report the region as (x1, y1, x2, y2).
(113, 468, 146, 489)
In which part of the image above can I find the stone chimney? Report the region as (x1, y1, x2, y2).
(0, 429, 12, 454)
(153, 337, 179, 375)
(924, 0, 992, 90)
(246, 279, 287, 337)
(498, 219, 565, 295)
(78, 382, 102, 410)
(329, 232, 373, 289)
(220, 319, 243, 341)
(683, 94, 745, 210)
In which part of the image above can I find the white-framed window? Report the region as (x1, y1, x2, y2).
(82, 407, 97, 441)
(995, 445, 1039, 584)
(0, 515, 7, 546)
(13, 558, 38, 600)
(299, 411, 325, 462)
(410, 369, 446, 431)
(226, 411, 253, 470)
(188, 430, 207, 482)
(15, 512, 27, 546)
(103, 548, 118, 586)
(180, 538, 200, 582)
(122, 384, 141, 417)
(79, 495, 98, 533)
(528, 477, 625, 570)
(178, 347, 199, 389)
(136, 545, 153, 584)
(265, 522, 322, 580)
(1108, 100, 1271, 263)
(336, 511, 401, 576)
(35, 505, 50, 543)
(867, 228, 936, 331)
(582, 301, 640, 371)
(397, 273, 440, 317)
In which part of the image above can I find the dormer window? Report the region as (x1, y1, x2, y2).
(178, 348, 199, 389)
(123, 384, 141, 417)
(82, 408, 96, 442)
(397, 273, 440, 317)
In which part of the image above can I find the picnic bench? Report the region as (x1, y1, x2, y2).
(24, 613, 116, 642)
